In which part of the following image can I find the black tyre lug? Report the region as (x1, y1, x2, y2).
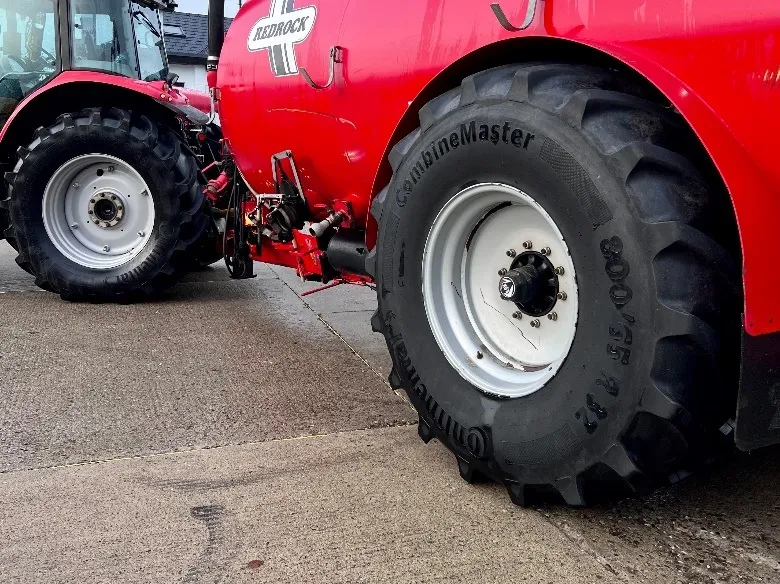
(370, 310, 384, 333)
(639, 384, 685, 419)
(505, 481, 527, 507)
(554, 478, 585, 507)
(456, 457, 485, 484)
(603, 444, 648, 495)
(387, 367, 403, 390)
(417, 417, 434, 444)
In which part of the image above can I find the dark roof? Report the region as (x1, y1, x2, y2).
(163, 12, 233, 64)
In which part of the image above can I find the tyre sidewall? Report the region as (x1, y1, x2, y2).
(378, 100, 656, 483)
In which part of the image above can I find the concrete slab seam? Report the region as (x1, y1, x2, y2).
(0, 424, 416, 475)
(270, 266, 413, 407)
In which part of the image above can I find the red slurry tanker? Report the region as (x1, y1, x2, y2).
(5, 0, 780, 505)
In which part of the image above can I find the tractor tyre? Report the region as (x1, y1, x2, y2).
(0, 190, 21, 257)
(368, 64, 740, 505)
(1, 107, 208, 301)
(186, 216, 223, 269)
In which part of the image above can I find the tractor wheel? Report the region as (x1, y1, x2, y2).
(1, 107, 208, 301)
(368, 64, 740, 505)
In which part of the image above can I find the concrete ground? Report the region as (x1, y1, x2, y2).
(0, 241, 778, 584)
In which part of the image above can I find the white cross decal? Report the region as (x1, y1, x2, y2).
(246, 0, 318, 77)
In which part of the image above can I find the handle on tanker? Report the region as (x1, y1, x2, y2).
(491, 0, 542, 32)
(300, 46, 343, 90)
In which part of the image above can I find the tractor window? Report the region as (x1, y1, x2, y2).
(0, 1, 58, 118)
(70, 0, 138, 78)
(131, 2, 167, 82)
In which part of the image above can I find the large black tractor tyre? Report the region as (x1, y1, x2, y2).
(186, 216, 223, 269)
(0, 191, 19, 253)
(369, 64, 740, 506)
(1, 107, 209, 301)
(186, 121, 225, 269)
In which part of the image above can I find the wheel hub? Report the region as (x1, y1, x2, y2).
(422, 182, 579, 398)
(498, 251, 559, 316)
(89, 192, 125, 228)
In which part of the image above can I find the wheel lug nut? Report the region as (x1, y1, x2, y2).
(498, 268, 508, 276)
(102, 245, 110, 252)
(70, 223, 78, 229)
(557, 292, 567, 301)
(530, 319, 541, 328)
(522, 241, 532, 250)
(506, 249, 516, 258)
(138, 231, 145, 237)
(512, 311, 522, 319)
(554, 266, 565, 275)
(548, 312, 558, 321)
(541, 247, 551, 256)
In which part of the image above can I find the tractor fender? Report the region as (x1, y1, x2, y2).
(0, 70, 208, 161)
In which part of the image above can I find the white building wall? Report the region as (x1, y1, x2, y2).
(169, 63, 208, 93)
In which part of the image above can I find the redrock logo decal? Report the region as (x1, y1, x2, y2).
(246, 0, 317, 77)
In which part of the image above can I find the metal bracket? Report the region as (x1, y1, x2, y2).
(300, 46, 343, 90)
(271, 150, 306, 204)
(491, 0, 541, 32)
(206, 87, 218, 125)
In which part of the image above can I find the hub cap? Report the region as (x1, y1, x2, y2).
(498, 251, 559, 315)
(42, 154, 155, 270)
(422, 183, 578, 398)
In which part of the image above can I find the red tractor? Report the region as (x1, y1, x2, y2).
(7, 0, 780, 505)
(0, 0, 219, 299)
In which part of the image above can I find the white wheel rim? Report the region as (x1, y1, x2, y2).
(42, 154, 155, 270)
(422, 183, 579, 398)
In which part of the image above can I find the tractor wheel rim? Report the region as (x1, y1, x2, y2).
(42, 154, 155, 270)
(422, 183, 579, 398)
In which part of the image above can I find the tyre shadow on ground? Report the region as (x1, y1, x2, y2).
(540, 445, 780, 583)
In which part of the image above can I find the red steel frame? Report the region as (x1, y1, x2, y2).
(216, 0, 780, 336)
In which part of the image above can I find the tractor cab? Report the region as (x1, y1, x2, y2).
(0, 0, 173, 126)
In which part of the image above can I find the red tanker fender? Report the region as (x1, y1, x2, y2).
(371, 37, 779, 336)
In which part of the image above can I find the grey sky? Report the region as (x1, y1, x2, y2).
(174, 0, 242, 17)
